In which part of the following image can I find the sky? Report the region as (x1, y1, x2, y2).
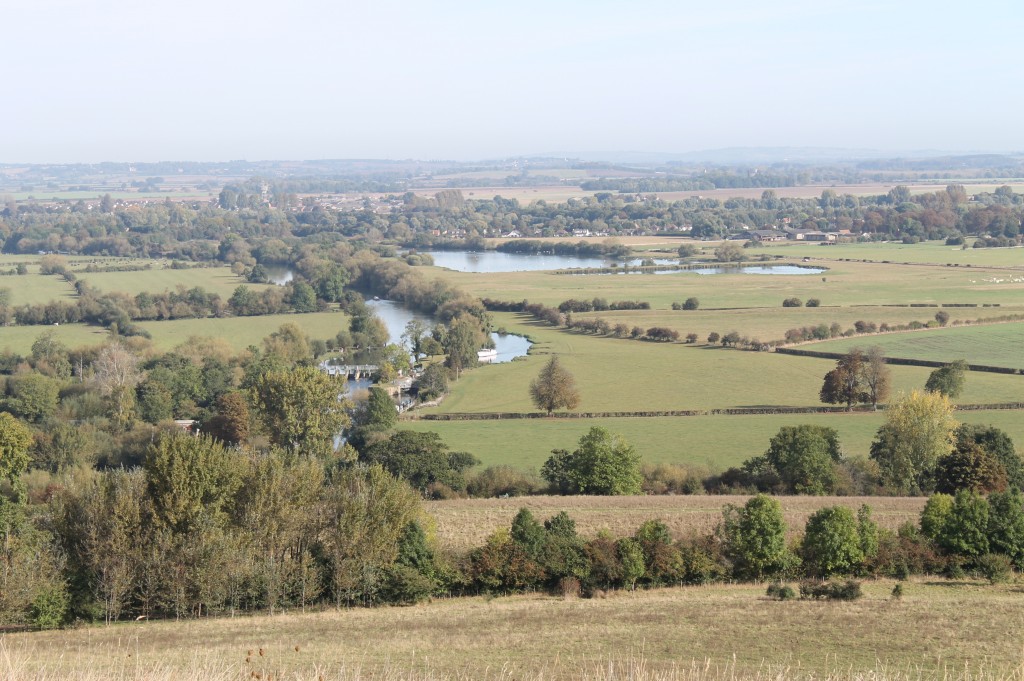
(2, 0, 1022, 163)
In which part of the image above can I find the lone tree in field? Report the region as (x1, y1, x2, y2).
(819, 348, 887, 410)
(530, 356, 581, 415)
(925, 359, 969, 398)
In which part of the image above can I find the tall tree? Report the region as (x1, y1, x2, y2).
(250, 366, 351, 458)
(862, 346, 892, 409)
(541, 427, 640, 495)
(819, 349, 870, 410)
(870, 390, 959, 494)
(529, 356, 581, 414)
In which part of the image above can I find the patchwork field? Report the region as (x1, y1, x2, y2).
(417, 314, 1024, 416)
(806, 322, 1024, 369)
(5, 579, 1023, 680)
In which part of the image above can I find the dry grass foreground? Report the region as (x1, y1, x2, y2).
(4, 580, 1024, 680)
(425, 495, 927, 553)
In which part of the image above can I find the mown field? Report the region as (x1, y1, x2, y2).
(1, 273, 78, 305)
(425, 495, 927, 552)
(5, 579, 1023, 680)
(77, 265, 274, 299)
(761, 239, 1024, 267)
(404, 408, 1024, 473)
(430, 258, 1024, 319)
(806, 322, 1024, 369)
(418, 315, 1024, 415)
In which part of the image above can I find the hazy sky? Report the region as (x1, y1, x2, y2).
(3, 0, 1021, 163)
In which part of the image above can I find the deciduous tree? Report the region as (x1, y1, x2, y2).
(870, 390, 958, 495)
(529, 356, 580, 415)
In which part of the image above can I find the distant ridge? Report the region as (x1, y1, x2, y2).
(531, 147, 1007, 165)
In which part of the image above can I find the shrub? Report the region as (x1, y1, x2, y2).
(467, 466, 544, 498)
(782, 298, 803, 307)
(806, 298, 821, 307)
(766, 583, 797, 600)
(683, 297, 700, 310)
(799, 579, 863, 600)
(30, 586, 69, 630)
(685, 333, 699, 344)
(973, 553, 1012, 584)
(891, 582, 904, 600)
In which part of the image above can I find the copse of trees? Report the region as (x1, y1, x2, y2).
(819, 347, 890, 410)
(541, 427, 641, 495)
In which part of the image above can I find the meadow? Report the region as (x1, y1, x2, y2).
(404, 409, 1024, 473)
(806, 322, 1024, 369)
(419, 315, 1024, 415)
(77, 265, 275, 299)
(4, 579, 1023, 680)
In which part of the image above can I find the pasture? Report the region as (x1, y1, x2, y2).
(427, 259, 1024, 328)
(419, 314, 1024, 416)
(77, 265, 274, 299)
(806, 322, 1024, 369)
(0, 312, 350, 355)
(4, 579, 1023, 680)
(404, 409, 1024, 473)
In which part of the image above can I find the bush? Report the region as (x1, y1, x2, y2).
(467, 466, 545, 498)
(806, 298, 821, 307)
(782, 298, 803, 307)
(973, 553, 1012, 584)
(30, 586, 69, 630)
(799, 579, 863, 600)
(766, 582, 797, 600)
(683, 297, 700, 310)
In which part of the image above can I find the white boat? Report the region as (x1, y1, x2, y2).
(477, 348, 498, 363)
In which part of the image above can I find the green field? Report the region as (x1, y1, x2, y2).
(422, 314, 1024, 416)
(136, 312, 349, 351)
(0, 273, 78, 305)
(430, 258, 1024, 309)
(405, 409, 1024, 472)
(806, 322, 1024, 369)
(79, 265, 274, 299)
(762, 239, 1024, 267)
(0, 312, 350, 354)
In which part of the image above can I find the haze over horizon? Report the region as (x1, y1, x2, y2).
(3, 0, 1021, 164)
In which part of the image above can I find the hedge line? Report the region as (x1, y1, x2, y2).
(409, 402, 1024, 421)
(774, 347, 1023, 374)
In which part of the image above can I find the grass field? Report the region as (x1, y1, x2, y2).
(135, 311, 350, 351)
(1, 273, 78, 305)
(5, 579, 1023, 680)
(762, 239, 1024, 267)
(78, 266, 274, 299)
(806, 322, 1024, 369)
(425, 495, 927, 552)
(404, 409, 1024, 472)
(419, 315, 1024, 416)
(0, 312, 350, 355)
(432, 258, 1024, 308)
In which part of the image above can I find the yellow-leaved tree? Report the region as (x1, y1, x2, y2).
(869, 390, 959, 495)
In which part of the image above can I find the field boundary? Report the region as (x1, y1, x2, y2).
(774, 346, 1023, 374)
(406, 402, 1024, 421)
